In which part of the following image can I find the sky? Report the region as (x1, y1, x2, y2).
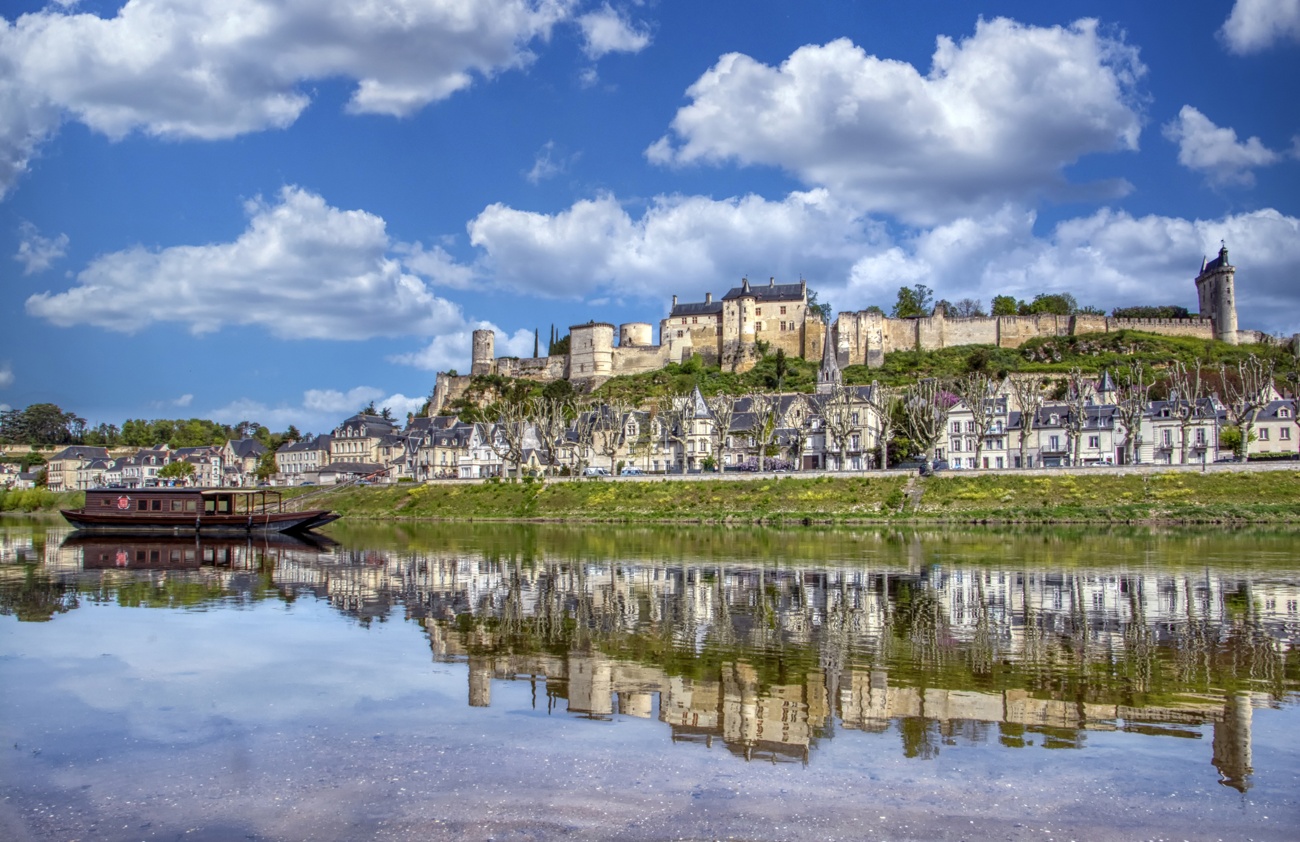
(2, 0, 1298, 434)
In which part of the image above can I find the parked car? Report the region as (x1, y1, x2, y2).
(582, 466, 611, 477)
(620, 467, 644, 476)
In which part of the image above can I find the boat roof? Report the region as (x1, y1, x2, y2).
(89, 486, 281, 496)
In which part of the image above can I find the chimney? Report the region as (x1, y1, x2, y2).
(769, 276, 775, 287)
(672, 294, 678, 308)
(705, 292, 712, 304)
(801, 279, 807, 298)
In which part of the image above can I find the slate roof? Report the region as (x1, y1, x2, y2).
(50, 445, 109, 461)
(668, 300, 724, 318)
(227, 438, 267, 459)
(721, 280, 805, 302)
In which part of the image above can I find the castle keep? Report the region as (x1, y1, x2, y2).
(431, 248, 1259, 413)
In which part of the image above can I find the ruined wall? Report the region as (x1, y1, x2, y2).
(612, 345, 668, 376)
(495, 355, 567, 381)
(431, 372, 472, 415)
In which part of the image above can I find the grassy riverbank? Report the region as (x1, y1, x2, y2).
(9, 470, 1297, 524)
(314, 469, 1300, 525)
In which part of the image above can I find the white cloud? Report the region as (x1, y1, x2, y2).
(389, 324, 534, 372)
(577, 3, 651, 59)
(826, 206, 1300, 337)
(210, 387, 430, 433)
(13, 221, 68, 274)
(1163, 105, 1281, 186)
(0, 0, 575, 197)
(173, 393, 193, 408)
(468, 188, 882, 300)
(26, 186, 471, 340)
(525, 140, 569, 184)
(647, 18, 1145, 224)
(0, 361, 13, 389)
(1221, 0, 1300, 53)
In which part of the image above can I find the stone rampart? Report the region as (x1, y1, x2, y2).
(1108, 317, 1214, 338)
(612, 345, 668, 376)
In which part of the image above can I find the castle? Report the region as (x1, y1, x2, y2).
(431, 245, 1263, 413)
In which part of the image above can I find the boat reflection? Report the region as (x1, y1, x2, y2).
(61, 531, 337, 570)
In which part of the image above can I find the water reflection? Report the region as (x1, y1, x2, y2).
(2, 523, 1297, 793)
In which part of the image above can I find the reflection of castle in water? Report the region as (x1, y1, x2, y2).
(14, 529, 1300, 790)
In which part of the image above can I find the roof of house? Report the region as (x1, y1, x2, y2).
(50, 445, 109, 461)
(721, 279, 805, 302)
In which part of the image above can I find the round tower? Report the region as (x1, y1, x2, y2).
(471, 329, 495, 376)
(619, 322, 653, 347)
(1195, 244, 1239, 345)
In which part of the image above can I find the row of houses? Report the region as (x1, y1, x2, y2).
(11, 373, 1295, 492)
(276, 377, 1297, 483)
(23, 439, 268, 492)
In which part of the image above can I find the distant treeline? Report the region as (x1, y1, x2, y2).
(0, 402, 301, 450)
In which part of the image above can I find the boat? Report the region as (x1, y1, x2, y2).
(61, 487, 340, 536)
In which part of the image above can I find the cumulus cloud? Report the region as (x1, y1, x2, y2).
(525, 140, 574, 184)
(468, 189, 883, 299)
(0, 0, 575, 197)
(1220, 0, 1300, 53)
(577, 3, 651, 58)
(25, 186, 471, 339)
(0, 361, 13, 389)
(210, 387, 429, 433)
(13, 221, 68, 274)
(173, 393, 193, 408)
(647, 18, 1145, 224)
(826, 206, 1300, 337)
(1163, 105, 1281, 186)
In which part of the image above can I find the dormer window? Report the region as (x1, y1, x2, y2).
(1049, 414, 1059, 425)
(1281, 408, 1292, 419)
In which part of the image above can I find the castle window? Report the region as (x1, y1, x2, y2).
(756, 322, 763, 331)
(692, 317, 698, 324)
(676, 330, 683, 339)
(755, 307, 762, 316)
(780, 321, 786, 331)
(780, 306, 787, 315)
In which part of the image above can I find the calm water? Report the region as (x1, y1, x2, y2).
(1, 520, 1298, 841)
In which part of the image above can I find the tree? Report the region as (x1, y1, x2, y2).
(1062, 369, 1093, 466)
(705, 392, 739, 471)
(529, 395, 573, 475)
(1218, 355, 1275, 462)
(771, 348, 789, 391)
(953, 298, 987, 318)
(1008, 375, 1047, 469)
(1114, 363, 1152, 465)
(1022, 293, 1078, 316)
(952, 371, 1004, 468)
(1111, 305, 1191, 319)
(255, 451, 279, 483)
(285, 425, 302, 443)
(891, 284, 933, 319)
(821, 384, 865, 471)
(592, 400, 632, 473)
(864, 382, 900, 470)
(360, 401, 378, 416)
(900, 379, 954, 464)
(0, 403, 85, 445)
(1166, 360, 1208, 465)
(990, 295, 1019, 316)
(744, 390, 780, 471)
(533, 328, 539, 359)
(806, 287, 833, 323)
(159, 460, 197, 485)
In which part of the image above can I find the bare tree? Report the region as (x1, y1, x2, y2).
(706, 392, 739, 470)
(529, 395, 573, 475)
(952, 371, 1004, 468)
(1008, 375, 1047, 469)
(1063, 369, 1093, 466)
(592, 400, 632, 472)
(953, 298, 987, 318)
(1218, 355, 1275, 461)
(570, 404, 598, 475)
(1114, 362, 1151, 465)
(655, 389, 691, 473)
(864, 381, 900, 470)
(900, 378, 955, 464)
(744, 390, 780, 471)
(1166, 360, 1207, 465)
(821, 384, 864, 471)
(485, 399, 529, 479)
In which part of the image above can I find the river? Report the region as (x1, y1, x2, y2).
(2, 519, 1297, 841)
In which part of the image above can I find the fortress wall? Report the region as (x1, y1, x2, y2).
(612, 345, 669, 376)
(916, 314, 946, 351)
(1073, 314, 1109, 335)
(757, 324, 807, 359)
(942, 317, 999, 348)
(431, 372, 472, 415)
(1108, 317, 1214, 339)
(884, 317, 917, 353)
(995, 315, 1070, 348)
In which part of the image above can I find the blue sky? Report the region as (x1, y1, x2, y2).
(2, 0, 1298, 434)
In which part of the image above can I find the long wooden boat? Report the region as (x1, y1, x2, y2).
(61, 487, 340, 535)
